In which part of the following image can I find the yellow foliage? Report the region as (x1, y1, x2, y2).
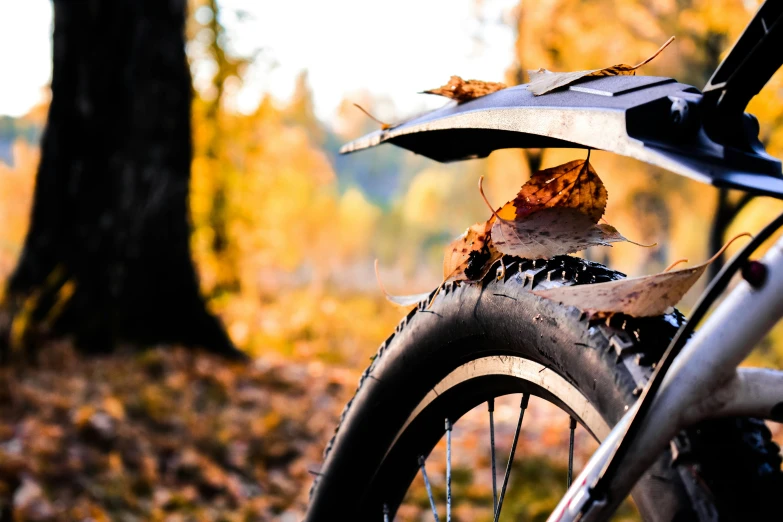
(0, 140, 38, 295)
(401, 168, 456, 229)
(2, 0, 781, 370)
(337, 188, 381, 260)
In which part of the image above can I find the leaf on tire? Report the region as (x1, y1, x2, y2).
(476, 155, 646, 259)
(526, 36, 674, 96)
(489, 207, 638, 260)
(443, 220, 502, 283)
(422, 75, 507, 102)
(374, 260, 432, 307)
(531, 234, 751, 318)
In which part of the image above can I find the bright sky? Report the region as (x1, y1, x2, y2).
(0, 0, 53, 117)
(0, 0, 517, 124)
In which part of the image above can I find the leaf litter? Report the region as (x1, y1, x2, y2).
(527, 36, 675, 96)
(532, 233, 751, 318)
(0, 343, 355, 520)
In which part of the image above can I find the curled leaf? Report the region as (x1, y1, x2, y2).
(422, 75, 507, 102)
(527, 36, 675, 96)
(374, 260, 432, 307)
(532, 233, 751, 318)
(443, 221, 502, 283)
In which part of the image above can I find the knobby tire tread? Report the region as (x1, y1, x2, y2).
(308, 256, 781, 521)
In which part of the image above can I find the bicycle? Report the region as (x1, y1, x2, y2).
(306, 1, 783, 520)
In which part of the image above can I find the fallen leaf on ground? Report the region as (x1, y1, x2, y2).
(527, 36, 674, 96)
(443, 220, 503, 283)
(531, 233, 750, 318)
(374, 260, 432, 307)
(422, 75, 507, 102)
(496, 157, 608, 223)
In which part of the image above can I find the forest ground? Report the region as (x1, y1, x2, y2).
(0, 342, 780, 521)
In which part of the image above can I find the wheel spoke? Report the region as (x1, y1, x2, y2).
(494, 393, 530, 522)
(488, 399, 498, 513)
(418, 455, 441, 522)
(567, 417, 577, 488)
(446, 418, 453, 522)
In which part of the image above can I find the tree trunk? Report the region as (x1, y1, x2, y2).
(5, 0, 242, 358)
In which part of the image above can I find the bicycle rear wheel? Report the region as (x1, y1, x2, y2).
(306, 256, 781, 521)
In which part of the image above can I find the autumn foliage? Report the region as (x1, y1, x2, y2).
(1, 0, 783, 519)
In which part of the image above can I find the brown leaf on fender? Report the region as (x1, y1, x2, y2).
(443, 220, 502, 283)
(422, 75, 507, 102)
(527, 36, 674, 96)
(532, 234, 751, 317)
(498, 159, 607, 223)
(491, 207, 633, 259)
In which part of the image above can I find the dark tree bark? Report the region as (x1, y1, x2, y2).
(5, 0, 243, 358)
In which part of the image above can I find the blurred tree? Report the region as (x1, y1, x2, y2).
(4, 0, 242, 358)
(198, 0, 246, 299)
(285, 71, 325, 144)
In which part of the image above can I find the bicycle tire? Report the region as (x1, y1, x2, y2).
(306, 256, 781, 521)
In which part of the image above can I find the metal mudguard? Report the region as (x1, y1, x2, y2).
(341, 75, 783, 198)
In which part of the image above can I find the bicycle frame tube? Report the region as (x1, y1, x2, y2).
(549, 233, 783, 522)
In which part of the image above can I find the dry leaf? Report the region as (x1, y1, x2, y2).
(422, 75, 507, 102)
(496, 158, 607, 223)
(489, 207, 637, 260)
(532, 233, 750, 318)
(374, 260, 432, 307)
(443, 220, 502, 283)
(527, 36, 674, 96)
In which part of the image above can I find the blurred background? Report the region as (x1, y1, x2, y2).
(0, 0, 781, 520)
